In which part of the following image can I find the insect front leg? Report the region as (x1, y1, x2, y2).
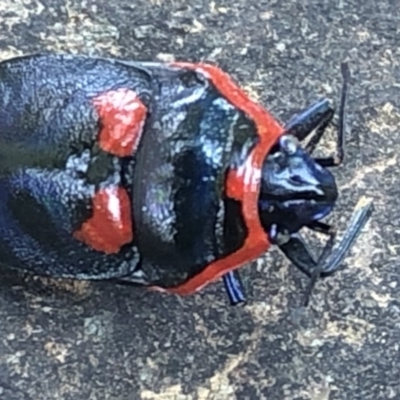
(284, 98, 334, 149)
(285, 62, 350, 168)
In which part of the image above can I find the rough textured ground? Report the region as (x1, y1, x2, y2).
(0, 0, 398, 399)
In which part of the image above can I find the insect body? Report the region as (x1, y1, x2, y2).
(0, 54, 372, 304)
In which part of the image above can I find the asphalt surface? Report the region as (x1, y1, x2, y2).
(0, 0, 398, 399)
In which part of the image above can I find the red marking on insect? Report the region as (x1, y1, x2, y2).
(225, 168, 246, 201)
(93, 88, 147, 157)
(164, 62, 285, 295)
(74, 186, 133, 253)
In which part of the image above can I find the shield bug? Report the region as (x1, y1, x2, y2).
(0, 54, 372, 305)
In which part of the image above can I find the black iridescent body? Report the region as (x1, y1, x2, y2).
(0, 54, 372, 304)
(0, 54, 256, 287)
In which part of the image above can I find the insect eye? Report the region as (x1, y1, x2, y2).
(280, 135, 298, 155)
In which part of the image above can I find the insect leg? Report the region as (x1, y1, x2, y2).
(285, 62, 350, 167)
(316, 198, 373, 276)
(313, 62, 350, 167)
(284, 98, 334, 149)
(275, 232, 319, 278)
(223, 270, 246, 305)
(301, 198, 373, 305)
(273, 198, 372, 306)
